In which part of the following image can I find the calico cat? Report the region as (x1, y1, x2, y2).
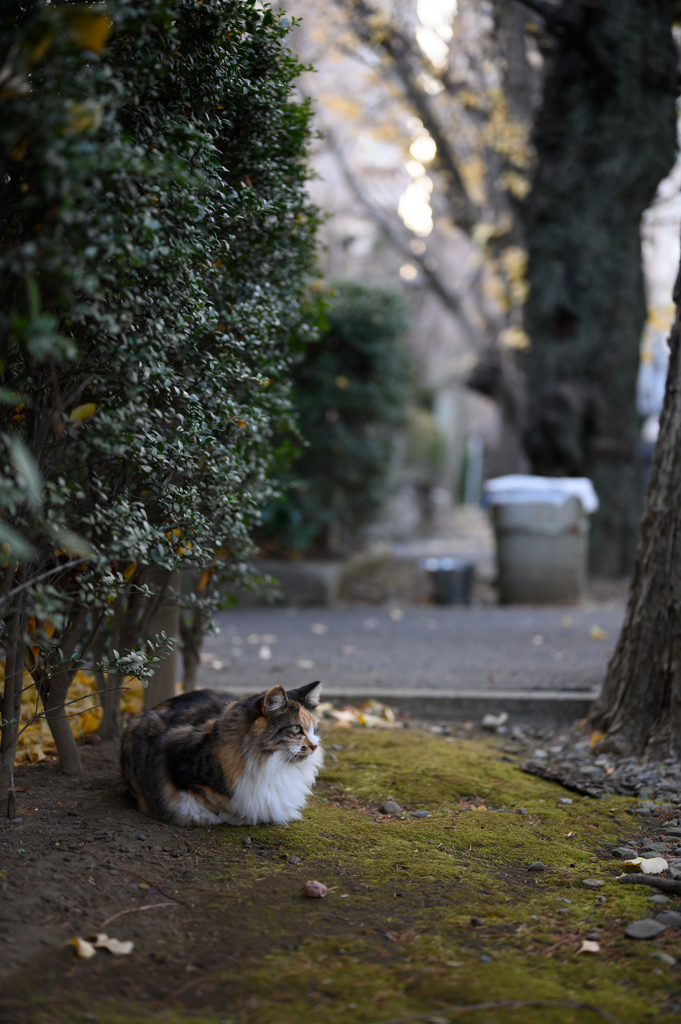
(120, 681, 323, 826)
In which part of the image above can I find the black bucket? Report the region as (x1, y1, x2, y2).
(419, 557, 475, 605)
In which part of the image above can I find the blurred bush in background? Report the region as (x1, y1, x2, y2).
(260, 280, 411, 556)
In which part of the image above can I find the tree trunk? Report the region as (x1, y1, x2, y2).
(144, 569, 180, 710)
(94, 614, 122, 743)
(522, 0, 678, 576)
(589, 265, 681, 758)
(0, 589, 27, 817)
(180, 606, 205, 693)
(43, 607, 88, 776)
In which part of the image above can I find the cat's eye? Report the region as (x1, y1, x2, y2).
(292, 724, 303, 734)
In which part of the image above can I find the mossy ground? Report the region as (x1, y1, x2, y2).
(7, 728, 681, 1024)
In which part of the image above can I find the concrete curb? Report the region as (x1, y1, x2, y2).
(220, 686, 598, 726)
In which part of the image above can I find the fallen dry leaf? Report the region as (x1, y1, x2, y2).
(90, 932, 134, 955)
(621, 856, 668, 875)
(70, 936, 96, 959)
(589, 625, 607, 640)
(577, 939, 601, 954)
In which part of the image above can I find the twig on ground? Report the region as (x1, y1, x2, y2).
(94, 857, 189, 906)
(617, 874, 681, 894)
(100, 902, 176, 928)
(376, 1000, 620, 1024)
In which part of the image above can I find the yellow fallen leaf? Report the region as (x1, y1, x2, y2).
(123, 562, 137, 581)
(589, 730, 605, 749)
(589, 625, 607, 640)
(197, 569, 212, 591)
(69, 403, 97, 423)
(577, 939, 601, 954)
(70, 936, 96, 959)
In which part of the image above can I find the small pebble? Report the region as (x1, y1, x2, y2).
(303, 880, 327, 898)
(612, 847, 638, 860)
(651, 951, 677, 966)
(655, 910, 681, 928)
(378, 801, 402, 815)
(586, 931, 601, 941)
(479, 953, 493, 963)
(559, 798, 573, 805)
(411, 810, 430, 819)
(625, 918, 667, 940)
(470, 917, 483, 927)
(288, 854, 302, 865)
(330, 744, 343, 752)
(136, 834, 146, 841)
(582, 879, 605, 889)
(649, 894, 671, 905)
(527, 861, 545, 872)
(243, 837, 252, 846)
(516, 807, 528, 815)
(4, 936, 16, 944)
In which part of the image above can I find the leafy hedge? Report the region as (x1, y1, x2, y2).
(260, 281, 411, 555)
(0, 0, 318, 791)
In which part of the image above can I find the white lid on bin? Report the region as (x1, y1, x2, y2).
(482, 474, 599, 514)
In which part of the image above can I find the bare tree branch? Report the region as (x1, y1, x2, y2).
(334, 0, 479, 233)
(317, 115, 485, 348)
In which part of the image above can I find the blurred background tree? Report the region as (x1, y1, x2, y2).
(288, 0, 681, 575)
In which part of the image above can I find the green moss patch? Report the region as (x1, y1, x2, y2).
(8, 730, 681, 1024)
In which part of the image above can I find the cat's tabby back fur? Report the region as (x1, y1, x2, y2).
(120, 682, 323, 826)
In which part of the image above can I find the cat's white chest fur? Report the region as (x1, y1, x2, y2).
(173, 747, 324, 826)
(229, 747, 324, 825)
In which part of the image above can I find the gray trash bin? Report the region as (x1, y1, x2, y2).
(483, 475, 598, 605)
(492, 496, 587, 604)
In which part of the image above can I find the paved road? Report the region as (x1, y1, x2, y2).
(197, 604, 625, 698)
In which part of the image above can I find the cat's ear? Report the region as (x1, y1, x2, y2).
(261, 686, 288, 717)
(290, 680, 322, 708)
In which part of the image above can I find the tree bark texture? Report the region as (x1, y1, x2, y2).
(522, 0, 678, 576)
(589, 268, 681, 758)
(144, 569, 180, 710)
(43, 607, 88, 776)
(0, 589, 27, 817)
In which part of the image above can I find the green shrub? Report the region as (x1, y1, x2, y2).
(0, 0, 318, 781)
(261, 280, 411, 555)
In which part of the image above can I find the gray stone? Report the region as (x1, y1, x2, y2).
(527, 861, 545, 872)
(516, 807, 528, 815)
(651, 951, 677, 966)
(656, 910, 681, 928)
(136, 834, 147, 841)
(479, 954, 493, 963)
(582, 878, 605, 889)
(378, 801, 402, 815)
(612, 847, 638, 860)
(558, 797, 573, 805)
(665, 827, 681, 837)
(649, 894, 671, 905)
(470, 917, 483, 927)
(411, 810, 430, 819)
(288, 854, 302, 865)
(625, 918, 668, 940)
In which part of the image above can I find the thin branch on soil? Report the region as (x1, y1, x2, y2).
(95, 857, 189, 906)
(100, 902, 177, 928)
(376, 1000, 620, 1024)
(617, 874, 681, 894)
